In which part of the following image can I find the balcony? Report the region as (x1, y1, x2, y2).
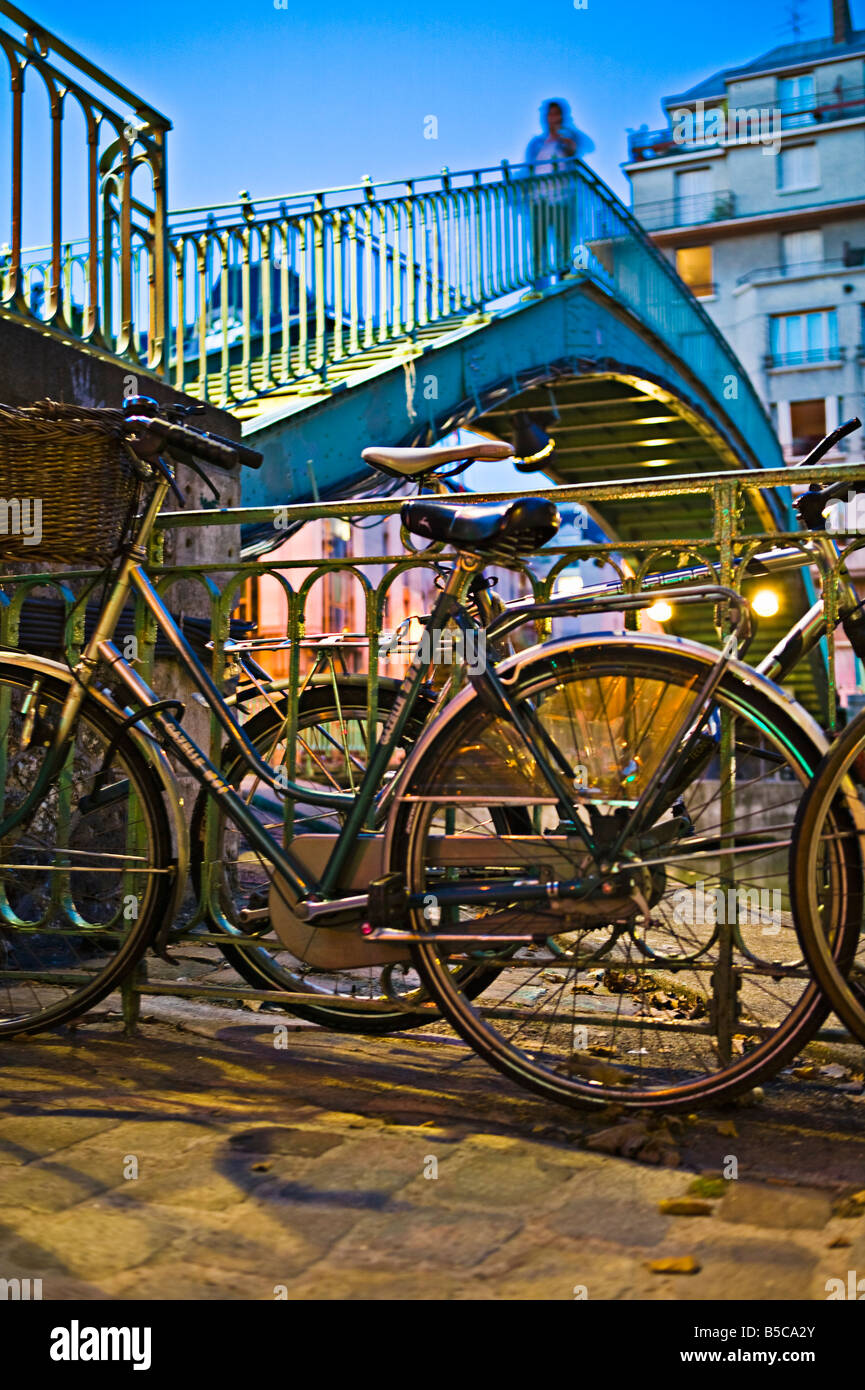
(737, 252, 865, 286)
(635, 189, 865, 233)
(764, 346, 845, 369)
(635, 190, 736, 232)
(627, 86, 865, 162)
(682, 280, 717, 299)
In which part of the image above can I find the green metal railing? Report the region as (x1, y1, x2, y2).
(0, 2, 171, 366)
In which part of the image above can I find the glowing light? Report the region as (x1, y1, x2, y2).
(752, 588, 779, 618)
(646, 600, 673, 623)
(555, 573, 584, 596)
(406, 615, 426, 645)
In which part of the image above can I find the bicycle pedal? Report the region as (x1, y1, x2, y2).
(366, 873, 409, 931)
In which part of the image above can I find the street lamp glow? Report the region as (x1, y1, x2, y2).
(752, 588, 779, 618)
(646, 600, 673, 623)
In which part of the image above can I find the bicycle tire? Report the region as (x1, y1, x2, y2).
(790, 711, 865, 1042)
(390, 637, 862, 1109)
(0, 660, 174, 1037)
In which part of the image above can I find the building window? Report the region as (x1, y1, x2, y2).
(778, 73, 815, 127)
(777, 143, 818, 191)
(789, 399, 826, 455)
(770, 309, 838, 366)
(674, 167, 712, 224)
(781, 228, 823, 273)
(675, 245, 714, 297)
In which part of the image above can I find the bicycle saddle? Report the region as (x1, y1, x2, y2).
(363, 440, 514, 479)
(400, 496, 561, 554)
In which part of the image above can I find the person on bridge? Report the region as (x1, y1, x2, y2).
(525, 98, 594, 291)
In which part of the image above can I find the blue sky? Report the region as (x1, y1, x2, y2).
(15, 0, 840, 220)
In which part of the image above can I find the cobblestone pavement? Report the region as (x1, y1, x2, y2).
(0, 997, 863, 1301)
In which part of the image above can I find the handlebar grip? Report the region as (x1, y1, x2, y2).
(124, 416, 263, 470)
(228, 438, 265, 470)
(797, 417, 861, 469)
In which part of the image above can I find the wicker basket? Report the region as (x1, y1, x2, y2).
(0, 400, 144, 567)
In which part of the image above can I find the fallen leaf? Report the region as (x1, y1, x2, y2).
(688, 1176, 726, 1199)
(833, 1191, 865, 1218)
(716, 1120, 738, 1137)
(647, 1256, 701, 1275)
(658, 1198, 713, 1216)
(828, 1236, 852, 1248)
(559, 1052, 633, 1086)
(820, 1063, 849, 1080)
(587, 1117, 680, 1167)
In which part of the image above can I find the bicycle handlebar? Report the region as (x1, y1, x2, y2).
(122, 398, 263, 471)
(796, 416, 861, 469)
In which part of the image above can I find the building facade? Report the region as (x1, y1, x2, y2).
(625, 0, 865, 704)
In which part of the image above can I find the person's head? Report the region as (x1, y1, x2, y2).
(540, 98, 572, 135)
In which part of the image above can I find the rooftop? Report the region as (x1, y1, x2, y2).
(662, 27, 865, 110)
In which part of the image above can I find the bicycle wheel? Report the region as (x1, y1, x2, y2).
(790, 711, 865, 1042)
(0, 660, 173, 1037)
(190, 677, 510, 1032)
(390, 636, 862, 1109)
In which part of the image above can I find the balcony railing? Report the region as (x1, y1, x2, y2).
(634, 191, 736, 232)
(635, 188, 865, 233)
(765, 346, 845, 369)
(737, 255, 865, 286)
(628, 86, 865, 161)
(681, 280, 717, 298)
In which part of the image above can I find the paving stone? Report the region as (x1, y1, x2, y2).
(144, 1210, 320, 1284)
(277, 1261, 472, 1300)
(662, 1235, 818, 1300)
(718, 1182, 833, 1230)
(1, 1201, 178, 1280)
(0, 1114, 121, 1162)
(115, 1168, 252, 1211)
(333, 1208, 523, 1269)
(543, 1154, 693, 1246)
(472, 1229, 651, 1299)
(0, 1161, 107, 1214)
(260, 1133, 455, 1210)
(103, 1260, 271, 1301)
(404, 1147, 579, 1211)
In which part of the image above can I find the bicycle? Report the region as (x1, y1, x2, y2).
(194, 420, 865, 1056)
(1, 398, 861, 1112)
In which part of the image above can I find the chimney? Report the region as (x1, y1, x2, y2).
(832, 0, 853, 42)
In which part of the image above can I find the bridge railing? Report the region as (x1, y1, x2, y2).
(163, 161, 782, 474)
(0, 1, 171, 368)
